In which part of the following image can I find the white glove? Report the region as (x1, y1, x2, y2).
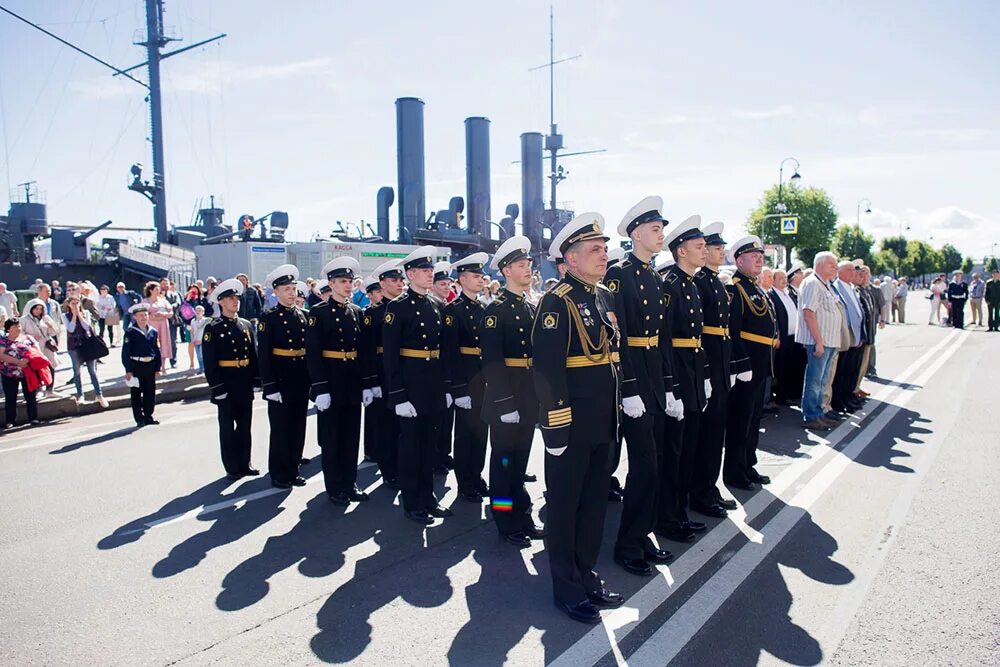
(455, 396, 472, 410)
(265, 392, 282, 403)
(704, 379, 713, 400)
(315, 393, 332, 411)
(361, 389, 373, 407)
(445, 393, 453, 408)
(500, 410, 520, 424)
(621, 395, 645, 419)
(737, 371, 753, 382)
(215, 393, 228, 401)
(665, 392, 685, 421)
(730, 374, 736, 388)
(372, 386, 382, 398)
(395, 401, 417, 418)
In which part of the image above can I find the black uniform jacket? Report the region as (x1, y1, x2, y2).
(694, 267, 732, 392)
(360, 300, 387, 391)
(257, 303, 310, 402)
(727, 270, 777, 379)
(605, 252, 672, 411)
(382, 289, 448, 414)
(442, 292, 485, 399)
(480, 288, 538, 424)
(532, 272, 620, 449)
(306, 298, 364, 406)
(202, 315, 258, 402)
(121, 324, 161, 374)
(662, 264, 709, 411)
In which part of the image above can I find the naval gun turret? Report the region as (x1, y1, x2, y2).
(50, 220, 114, 261)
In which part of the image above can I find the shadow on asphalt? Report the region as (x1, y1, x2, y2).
(853, 407, 931, 475)
(48, 425, 144, 454)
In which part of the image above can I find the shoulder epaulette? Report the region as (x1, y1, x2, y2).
(732, 276, 741, 284)
(552, 283, 573, 298)
(695, 269, 705, 279)
(665, 271, 678, 284)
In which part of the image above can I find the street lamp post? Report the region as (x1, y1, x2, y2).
(854, 198, 872, 259)
(772, 157, 801, 268)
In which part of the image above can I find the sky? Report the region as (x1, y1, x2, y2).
(1, 0, 999, 260)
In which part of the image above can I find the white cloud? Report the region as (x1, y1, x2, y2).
(728, 105, 794, 120)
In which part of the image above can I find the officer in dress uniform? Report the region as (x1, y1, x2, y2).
(202, 278, 260, 479)
(691, 223, 738, 515)
(258, 264, 311, 489)
(442, 252, 491, 502)
(363, 260, 406, 488)
(480, 237, 545, 547)
(431, 261, 457, 474)
(121, 303, 161, 426)
(533, 212, 625, 624)
(383, 246, 454, 524)
(307, 257, 371, 506)
(657, 215, 713, 543)
(723, 236, 777, 490)
(605, 196, 678, 575)
(360, 274, 383, 463)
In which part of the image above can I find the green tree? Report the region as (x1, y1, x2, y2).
(987, 256, 999, 273)
(746, 184, 838, 269)
(961, 256, 974, 273)
(877, 235, 909, 277)
(939, 244, 962, 272)
(903, 240, 939, 278)
(830, 224, 876, 266)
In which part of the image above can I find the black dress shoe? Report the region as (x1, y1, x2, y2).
(502, 532, 532, 548)
(459, 491, 484, 503)
(243, 468, 261, 476)
(271, 479, 293, 489)
(433, 464, 450, 475)
(329, 492, 351, 506)
(524, 524, 546, 540)
(348, 487, 369, 502)
(587, 588, 625, 609)
(144, 418, 160, 425)
(691, 501, 728, 518)
(615, 556, 654, 576)
(716, 498, 738, 511)
(523, 473, 537, 483)
(749, 470, 771, 485)
(824, 411, 846, 421)
(427, 504, 453, 518)
(645, 548, 674, 564)
(385, 477, 401, 490)
(299, 457, 311, 465)
(290, 476, 307, 487)
(405, 510, 433, 525)
(656, 526, 696, 542)
(607, 488, 624, 503)
(684, 520, 707, 532)
(725, 478, 756, 491)
(226, 472, 245, 481)
(554, 599, 601, 624)
(135, 421, 146, 428)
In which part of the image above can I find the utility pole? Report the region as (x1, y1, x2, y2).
(141, 0, 170, 246)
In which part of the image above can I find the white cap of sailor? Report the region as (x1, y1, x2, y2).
(294, 281, 309, 298)
(322, 256, 361, 281)
(701, 221, 727, 247)
(787, 261, 806, 279)
(372, 259, 404, 282)
(492, 236, 532, 272)
(313, 282, 331, 297)
(663, 215, 704, 252)
(548, 212, 609, 260)
(129, 302, 150, 314)
(265, 263, 299, 288)
(209, 277, 244, 304)
(400, 246, 437, 272)
(654, 253, 676, 276)
(363, 275, 381, 292)
(607, 246, 626, 268)
(451, 252, 489, 275)
(726, 235, 764, 265)
(618, 195, 667, 238)
(433, 261, 452, 283)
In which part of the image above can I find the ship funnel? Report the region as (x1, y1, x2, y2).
(396, 97, 426, 243)
(464, 117, 491, 236)
(376, 186, 394, 241)
(520, 132, 544, 252)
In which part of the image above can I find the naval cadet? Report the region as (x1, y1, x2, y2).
(383, 246, 454, 524)
(258, 264, 311, 489)
(431, 261, 457, 474)
(605, 196, 677, 575)
(121, 302, 161, 427)
(533, 212, 624, 624)
(202, 278, 260, 479)
(360, 274, 384, 463)
(691, 223, 738, 515)
(441, 252, 491, 502)
(481, 237, 544, 547)
(657, 215, 712, 543)
(307, 257, 370, 506)
(723, 236, 777, 490)
(606, 246, 626, 270)
(363, 260, 406, 488)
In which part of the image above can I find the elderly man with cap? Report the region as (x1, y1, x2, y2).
(441, 252, 491, 503)
(533, 212, 624, 623)
(258, 264, 311, 489)
(383, 246, 454, 524)
(655, 215, 713, 543)
(723, 236, 777, 491)
(202, 278, 260, 479)
(604, 196, 677, 575)
(480, 237, 544, 546)
(431, 260, 457, 474)
(360, 274, 384, 463)
(690, 222, 739, 516)
(122, 302, 161, 426)
(306, 257, 370, 505)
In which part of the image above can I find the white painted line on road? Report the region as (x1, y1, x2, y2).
(551, 328, 963, 667)
(626, 330, 969, 666)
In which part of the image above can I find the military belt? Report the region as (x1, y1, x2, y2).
(400, 348, 440, 360)
(322, 350, 358, 360)
(565, 351, 620, 368)
(626, 335, 659, 348)
(376, 346, 384, 354)
(702, 325, 729, 337)
(671, 337, 702, 349)
(459, 346, 481, 356)
(504, 358, 532, 368)
(739, 331, 777, 347)
(272, 348, 306, 357)
(129, 356, 154, 362)
(217, 358, 250, 368)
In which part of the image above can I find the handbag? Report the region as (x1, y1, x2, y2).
(76, 329, 110, 363)
(45, 336, 58, 353)
(179, 301, 196, 322)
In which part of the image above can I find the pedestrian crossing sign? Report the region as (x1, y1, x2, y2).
(780, 217, 798, 235)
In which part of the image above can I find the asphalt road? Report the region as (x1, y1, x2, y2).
(1, 296, 997, 666)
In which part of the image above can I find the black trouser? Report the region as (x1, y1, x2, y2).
(168, 322, 179, 363)
(363, 397, 380, 461)
(318, 403, 362, 496)
(98, 318, 114, 345)
(615, 412, 660, 559)
(659, 409, 700, 529)
(774, 339, 804, 403)
(397, 411, 441, 511)
(217, 394, 253, 475)
(130, 360, 157, 424)
(267, 396, 308, 483)
(489, 420, 534, 536)
(545, 438, 612, 605)
(724, 374, 766, 484)
(376, 398, 399, 482)
(609, 429, 624, 492)
(832, 346, 863, 410)
(2, 375, 37, 425)
(950, 299, 966, 328)
(693, 386, 728, 507)
(454, 386, 488, 494)
(437, 406, 454, 466)
(988, 301, 1000, 330)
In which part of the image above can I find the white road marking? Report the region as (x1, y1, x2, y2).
(551, 328, 963, 667)
(627, 330, 968, 666)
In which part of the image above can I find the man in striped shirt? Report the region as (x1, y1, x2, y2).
(795, 252, 844, 429)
